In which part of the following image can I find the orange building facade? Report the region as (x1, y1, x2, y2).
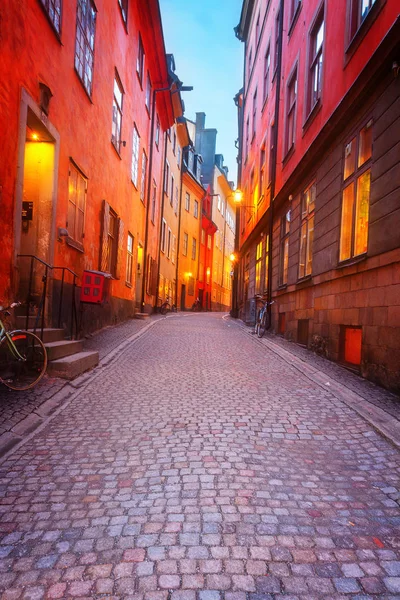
(1, 0, 178, 333)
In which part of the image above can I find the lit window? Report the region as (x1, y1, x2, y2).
(279, 210, 291, 286)
(255, 241, 262, 294)
(40, 0, 62, 34)
(131, 125, 140, 187)
(75, 0, 96, 96)
(299, 181, 315, 279)
(118, 0, 128, 24)
(264, 234, 269, 292)
(112, 73, 124, 152)
(126, 232, 134, 284)
(137, 35, 144, 84)
(68, 161, 86, 245)
(308, 11, 324, 114)
(286, 68, 297, 153)
(340, 120, 372, 261)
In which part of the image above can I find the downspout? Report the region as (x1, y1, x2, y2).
(154, 130, 169, 310)
(267, 0, 284, 325)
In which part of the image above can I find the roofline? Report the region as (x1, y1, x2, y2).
(235, 0, 255, 42)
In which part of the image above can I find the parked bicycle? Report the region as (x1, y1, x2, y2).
(254, 296, 275, 338)
(191, 298, 202, 312)
(160, 297, 177, 315)
(0, 302, 47, 390)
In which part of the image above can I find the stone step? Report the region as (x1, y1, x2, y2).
(27, 328, 65, 343)
(45, 339, 84, 361)
(47, 351, 99, 380)
(134, 312, 150, 320)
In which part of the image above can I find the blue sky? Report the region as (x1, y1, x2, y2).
(159, 0, 244, 185)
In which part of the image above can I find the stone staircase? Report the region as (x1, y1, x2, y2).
(16, 316, 99, 380)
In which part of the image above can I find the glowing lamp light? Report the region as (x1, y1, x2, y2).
(233, 189, 244, 203)
(230, 253, 237, 262)
(32, 133, 39, 140)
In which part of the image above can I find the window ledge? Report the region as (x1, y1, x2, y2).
(66, 237, 84, 253)
(282, 144, 295, 165)
(125, 281, 132, 288)
(303, 98, 321, 134)
(288, 2, 302, 38)
(337, 254, 367, 269)
(277, 284, 288, 292)
(296, 275, 312, 287)
(74, 70, 94, 104)
(111, 140, 122, 159)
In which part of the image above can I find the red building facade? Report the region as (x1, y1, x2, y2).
(1, 0, 177, 332)
(236, 0, 400, 390)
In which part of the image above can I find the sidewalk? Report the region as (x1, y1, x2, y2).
(230, 316, 400, 448)
(0, 314, 163, 457)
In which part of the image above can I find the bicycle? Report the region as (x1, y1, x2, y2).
(0, 302, 48, 390)
(160, 297, 177, 315)
(254, 296, 275, 338)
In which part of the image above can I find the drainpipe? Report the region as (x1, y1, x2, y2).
(267, 0, 284, 325)
(154, 130, 169, 310)
(175, 150, 186, 309)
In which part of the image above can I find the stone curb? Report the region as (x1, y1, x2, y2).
(228, 315, 400, 450)
(0, 316, 164, 462)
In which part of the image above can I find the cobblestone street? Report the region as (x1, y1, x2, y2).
(0, 313, 399, 599)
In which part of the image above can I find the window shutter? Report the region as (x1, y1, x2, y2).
(100, 200, 110, 272)
(115, 217, 124, 280)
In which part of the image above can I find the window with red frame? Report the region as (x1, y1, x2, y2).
(348, 0, 378, 40)
(307, 9, 324, 115)
(285, 68, 297, 154)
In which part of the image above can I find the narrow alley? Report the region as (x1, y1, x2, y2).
(0, 314, 399, 599)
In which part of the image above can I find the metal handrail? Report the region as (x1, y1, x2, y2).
(17, 255, 79, 340)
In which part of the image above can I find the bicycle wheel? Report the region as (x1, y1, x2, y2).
(257, 311, 269, 338)
(0, 331, 47, 391)
(160, 303, 170, 315)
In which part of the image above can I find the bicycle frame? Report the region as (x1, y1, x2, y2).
(0, 319, 27, 362)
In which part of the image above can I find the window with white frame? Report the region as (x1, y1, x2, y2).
(170, 175, 174, 206)
(183, 232, 188, 256)
(299, 181, 315, 278)
(263, 46, 270, 104)
(136, 35, 144, 84)
(164, 161, 170, 194)
(151, 180, 156, 223)
(126, 232, 134, 284)
(140, 151, 147, 202)
(131, 125, 140, 187)
(161, 219, 167, 253)
(174, 186, 179, 215)
(185, 192, 190, 212)
(192, 238, 197, 261)
(112, 72, 123, 152)
(167, 228, 172, 258)
(118, 0, 128, 24)
(155, 116, 160, 147)
(75, 0, 96, 96)
(145, 73, 151, 112)
(194, 200, 199, 218)
(307, 9, 324, 115)
(171, 235, 176, 264)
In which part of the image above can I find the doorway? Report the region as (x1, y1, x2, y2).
(135, 244, 143, 309)
(181, 284, 186, 311)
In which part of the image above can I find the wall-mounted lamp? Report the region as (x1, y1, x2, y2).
(58, 227, 69, 242)
(393, 61, 400, 78)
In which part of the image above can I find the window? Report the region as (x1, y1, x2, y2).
(263, 46, 271, 104)
(112, 73, 123, 152)
(245, 116, 250, 157)
(155, 116, 160, 147)
(140, 151, 147, 202)
(161, 219, 167, 253)
(171, 235, 176, 264)
(348, 0, 378, 41)
(279, 210, 291, 286)
(194, 200, 199, 218)
(252, 89, 257, 139)
(173, 131, 177, 155)
(185, 192, 190, 212)
(264, 234, 269, 291)
(164, 161, 170, 194)
(131, 125, 140, 187)
(40, 0, 62, 34)
(299, 181, 316, 278)
(307, 10, 324, 115)
(285, 68, 297, 153)
(192, 238, 197, 261)
(75, 0, 96, 96)
(167, 228, 172, 258)
(100, 201, 123, 278)
(126, 232, 134, 284)
(177, 146, 181, 167)
(201, 229, 206, 245)
(255, 241, 262, 294)
(67, 161, 86, 246)
(118, 0, 128, 24)
(168, 175, 173, 206)
(269, 123, 275, 185)
(248, 48, 253, 78)
(256, 13, 261, 46)
(145, 73, 152, 112)
(183, 233, 188, 256)
(289, 0, 301, 25)
(174, 186, 179, 215)
(339, 120, 372, 262)
(207, 234, 212, 250)
(259, 144, 266, 202)
(274, 10, 280, 75)
(151, 180, 156, 223)
(136, 35, 144, 84)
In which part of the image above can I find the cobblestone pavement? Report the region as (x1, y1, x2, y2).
(0, 316, 159, 436)
(0, 313, 400, 600)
